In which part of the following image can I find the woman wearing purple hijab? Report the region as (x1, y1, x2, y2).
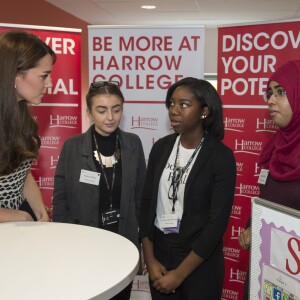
(238, 60, 300, 299)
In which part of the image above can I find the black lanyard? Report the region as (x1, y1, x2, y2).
(169, 136, 204, 213)
(93, 132, 119, 210)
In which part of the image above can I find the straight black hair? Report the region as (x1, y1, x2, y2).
(166, 77, 224, 140)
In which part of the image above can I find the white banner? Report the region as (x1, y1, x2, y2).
(88, 25, 205, 159)
(88, 25, 205, 298)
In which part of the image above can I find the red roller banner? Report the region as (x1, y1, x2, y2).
(0, 23, 82, 211)
(218, 20, 300, 299)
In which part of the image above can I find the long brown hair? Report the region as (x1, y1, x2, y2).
(0, 30, 56, 175)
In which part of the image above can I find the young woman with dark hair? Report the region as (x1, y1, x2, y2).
(53, 81, 146, 300)
(140, 77, 236, 299)
(238, 60, 300, 300)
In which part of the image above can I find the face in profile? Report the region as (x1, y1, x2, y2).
(267, 81, 292, 129)
(88, 93, 123, 136)
(15, 54, 53, 105)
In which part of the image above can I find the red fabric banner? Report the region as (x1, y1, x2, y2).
(218, 20, 300, 299)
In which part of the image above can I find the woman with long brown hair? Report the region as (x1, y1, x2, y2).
(0, 30, 56, 222)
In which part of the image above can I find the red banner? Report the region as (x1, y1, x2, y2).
(0, 23, 82, 209)
(218, 20, 300, 299)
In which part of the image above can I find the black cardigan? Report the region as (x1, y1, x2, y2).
(139, 133, 236, 260)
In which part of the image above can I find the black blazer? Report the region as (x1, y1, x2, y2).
(53, 126, 146, 249)
(139, 133, 236, 260)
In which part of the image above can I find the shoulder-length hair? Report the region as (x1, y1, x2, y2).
(0, 30, 56, 175)
(166, 77, 224, 140)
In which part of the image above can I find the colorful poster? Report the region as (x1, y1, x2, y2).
(251, 198, 300, 299)
(0, 23, 82, 209)
(218, 20, 300, 299)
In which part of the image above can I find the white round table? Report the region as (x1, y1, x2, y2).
(0, 222, 139, 300)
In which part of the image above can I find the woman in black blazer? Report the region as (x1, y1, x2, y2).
(139, 77, 236, 299)
(53, 81, 146, 300)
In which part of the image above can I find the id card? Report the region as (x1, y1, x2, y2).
(258, 169, 269, 185)
(163, 220, 180, 234)
(161, 214, 177, 228)
(161, 214, 180, 234)
(102, 209, 120, 226)
(79, 169, 100, 186)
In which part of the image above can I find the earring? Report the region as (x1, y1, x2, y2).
(201, 115, 206, 119)
(15, 76, 19, 88)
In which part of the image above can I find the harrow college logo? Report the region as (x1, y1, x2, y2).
(234, 139, 262, 155)
(231, 205, 242, 220)
(222, 288, 240, 300)
(224, 246, 241, 262)
(237, 183, 260, 196)
(224, 117, 245, 132)
(49, 115, 78, 129)
(131, 116, 158, 130)
(229, 267, 247, 284)
(36, 176, 54, 190)
(40, 136, 60, 149)
(256, 117, 277, 133)
(236, 162, 243, 176)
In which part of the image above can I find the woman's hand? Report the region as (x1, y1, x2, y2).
(153, 269, 184, 294)
(152, 250, 203, 295)
(36, 210, 50, 222)
(238, 227, 251, 249)
(147, 258, 168, 283)
(36, 205, 51, 222)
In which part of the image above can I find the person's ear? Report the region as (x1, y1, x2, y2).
(86, 108, 93, 122)
(201, 106, 210, 119)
